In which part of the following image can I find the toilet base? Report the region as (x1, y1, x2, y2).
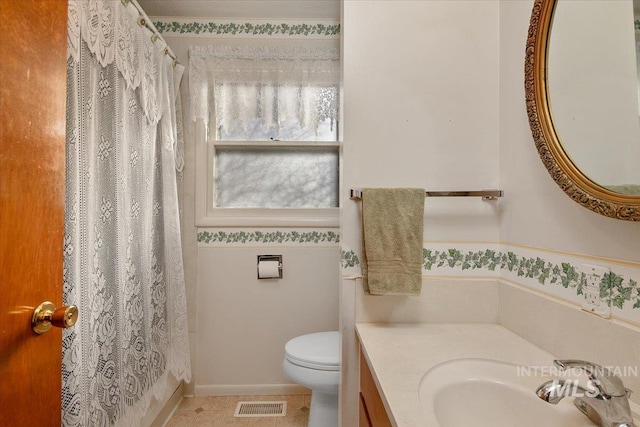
(308, 390, 338, 427)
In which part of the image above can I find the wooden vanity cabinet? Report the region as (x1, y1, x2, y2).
(359, 350, 392, 427)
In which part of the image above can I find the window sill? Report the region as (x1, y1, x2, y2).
(195, 208, 339, 228)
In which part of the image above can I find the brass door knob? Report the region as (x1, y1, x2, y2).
(31, 301, 78, 334)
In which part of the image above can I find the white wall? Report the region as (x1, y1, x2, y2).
(340, 0, 502, 325)
(196, 244, 339, 395)
(341, 0, 501, 254)
(340, 1, 501, 424)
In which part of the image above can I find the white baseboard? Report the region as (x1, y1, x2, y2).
(194, 383, 310, 397)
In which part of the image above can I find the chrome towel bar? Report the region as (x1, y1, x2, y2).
(349, 189, 503, 201)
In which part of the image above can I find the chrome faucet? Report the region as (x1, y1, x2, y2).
(536, 360, 636, 427)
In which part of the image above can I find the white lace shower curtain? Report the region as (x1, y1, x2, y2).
(62, 1, 190, 426)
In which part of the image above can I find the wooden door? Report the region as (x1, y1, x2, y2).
(0, 1, 69, 425)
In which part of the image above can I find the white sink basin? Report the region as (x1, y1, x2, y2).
(418, 358, 596, 427)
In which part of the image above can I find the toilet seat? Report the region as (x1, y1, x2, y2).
(284, 331, 339, 371)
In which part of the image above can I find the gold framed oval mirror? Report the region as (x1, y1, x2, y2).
(525, 0, 640, 221)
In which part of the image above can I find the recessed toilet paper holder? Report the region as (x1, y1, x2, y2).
(257, 255, 283, 279)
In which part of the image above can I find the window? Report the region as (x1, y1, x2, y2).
(190, 44, 340, 226)
(215, 146, 339, 208)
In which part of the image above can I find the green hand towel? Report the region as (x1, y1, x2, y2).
(361, 188, 425, 296)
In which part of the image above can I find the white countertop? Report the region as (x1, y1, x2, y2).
(355, 323, 566, 427)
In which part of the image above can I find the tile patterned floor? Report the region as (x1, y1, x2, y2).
(165, 395, 311, 427)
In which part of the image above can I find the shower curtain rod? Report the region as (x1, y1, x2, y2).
(123, 0, 179, 66)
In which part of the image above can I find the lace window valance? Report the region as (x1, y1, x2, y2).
(188, 45, 340, 140)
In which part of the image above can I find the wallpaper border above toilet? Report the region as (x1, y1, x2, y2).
(341, 242, 640, 322)
(197, 228, 340, 246)
(152, 18, 340, 38)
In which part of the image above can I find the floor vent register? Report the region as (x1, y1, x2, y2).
(233, 401, 287, 418)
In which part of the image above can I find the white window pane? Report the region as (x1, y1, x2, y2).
(215, 147, 339, 208)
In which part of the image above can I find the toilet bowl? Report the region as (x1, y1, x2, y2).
(283, 331, 340, 427)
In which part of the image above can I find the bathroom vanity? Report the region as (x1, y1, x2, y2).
(359, 349, 392, 427)
(356, 323, 640, 427)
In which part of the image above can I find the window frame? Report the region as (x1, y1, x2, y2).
(195, 120, 340, 227)
(192, 39, 341, 227)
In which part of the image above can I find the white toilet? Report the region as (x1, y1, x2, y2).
(283, 331, 340, 427)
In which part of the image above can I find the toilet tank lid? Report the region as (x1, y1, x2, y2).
(285, 331, 340, 369)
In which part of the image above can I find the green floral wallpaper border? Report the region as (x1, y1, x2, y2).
(195, 230, 639, 310)
(198, 230, 339, 244)
(340, 248, 640, 310)
(153, 20, 340, 37)
(341, 249, 360, 269)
